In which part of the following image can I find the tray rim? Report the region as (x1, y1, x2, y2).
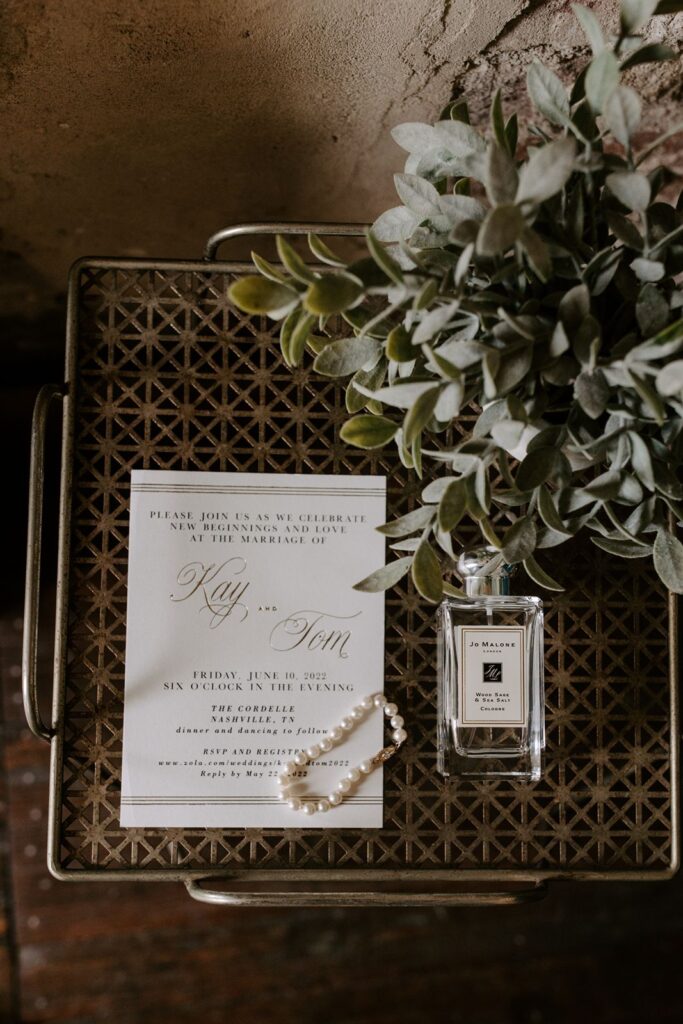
(44, 253, 680, 888)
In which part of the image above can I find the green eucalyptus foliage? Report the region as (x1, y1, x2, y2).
(229, 0, 683, 598)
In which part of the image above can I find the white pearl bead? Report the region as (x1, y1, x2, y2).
(393, 727, 407, 743)
(316, 799, 330, 813)
(359, 759, 373, 774)
(361, 696, 374, 710)
(340, 716, 354, 731)
(346, 767, 361, 783)
(277, 772, 291, 786)
(285, 761, 298, 775)
(336, 778, 352, 794)
(390, 715, 404, 729)
(294, 751, 308, 766)
(306, 744, 321, 759)
(287, 797, 301, 811)
(328, 726, 343, 742)
(350, 706, 364, 720)
(319, 737, 333, 752)
(328, 792, 342, 806)
(278, 790, 290, 801)
(384, 702, 398, 717)
(373, 694, 387, 707)
(302, 802, 315, 815)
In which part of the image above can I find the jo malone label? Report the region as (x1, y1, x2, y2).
(457, 626, 526, 727)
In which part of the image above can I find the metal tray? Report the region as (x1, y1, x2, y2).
(22, 224, 679, 906)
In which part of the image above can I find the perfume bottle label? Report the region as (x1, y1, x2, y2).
(456, 626, 526, 727)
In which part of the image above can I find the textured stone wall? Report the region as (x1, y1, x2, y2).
(0, 0, 680, 319)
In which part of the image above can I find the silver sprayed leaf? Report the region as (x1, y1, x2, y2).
(526, 61, 570, 126)
(572, 4, 605, 54)
(585, 50, 619, 113)
(621, 0, 659, 34)
(607, 171, 651, 212)
(412, 540, 443, 602)
(353, 556, 412, 593)
(656, 359, 683, 396)
(604, 86, 641, 146)
(476, 204, 525, 256)
(502, 516, 537, 563)
(485, 142, 519, 204)
(394, 174, 441, 217)
(574, 368, 610, 418)
(314, 336, 381, 377)
(653, 527, 683, 593)
(516, 137, 576, 205)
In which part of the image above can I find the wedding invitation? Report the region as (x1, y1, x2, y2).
(120, 470, 387, 827)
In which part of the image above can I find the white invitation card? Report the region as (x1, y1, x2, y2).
(120, 470, 387, 827)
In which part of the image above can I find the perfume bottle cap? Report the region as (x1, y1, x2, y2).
(457, 547, 514, 596)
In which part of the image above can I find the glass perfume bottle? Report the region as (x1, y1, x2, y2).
(437, 548, 545, 781)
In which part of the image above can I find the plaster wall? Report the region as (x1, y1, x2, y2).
(0, 0, 680, 318)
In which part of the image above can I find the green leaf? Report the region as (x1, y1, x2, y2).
(606, 210, 644, 249)
(559, 283, 590, 331)
(607, 171, 651, 212)
(279, 308, 299, 367)
(313, 335, 381, 377)
(304, 273, 364, 315)
(289, 313, 315, 366)
(366, 230, 404, 285)
(523, 554, 564, 591)
(572, 4, 605, 54)
(584, 470, 622, 500)
(520, 227, 552, 281)
(630, 257, 665, 282)
(502, 516, 537, 563)
(377, 505, 435, 537)
(505, 113, 519, 157)
(276, 235, 317, 284)
(517, 448, 561, 490)
(340, 414, 398, 449)
(485, 142, 518, 205)
(386, 325, 414, 362)
(574, 368, 610, 418)
(251, 251, 288, 283)
(476, 204, 525, 256)
(353, 556, 412, 593)
(490, 88, 507, 151)
(307, 233, 346, 267)
(628, 431, 656, 489)
(627, 368, 666, 422)
(604, 86, 641, 146)
(621, 42, 677, 68)
(653, 527, 683, 593)
(526, 61, 570, 126)
(656, 359, 683, 396)
(538, 486, 572, 535)
(438, 479, 468, 532)
(621, 0, 659, 34)
(412, 540, 443, 602)
(404, 387, 441, 446)
(346, 357, 386, 413)
(585, 50, 619, 113)
(516, 137, 576, 205)
(636, 284, 669, 335)
(591, 536, 652, 557)
(228, 276, 299, 317)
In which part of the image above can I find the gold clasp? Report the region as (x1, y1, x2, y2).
(371, 744, 400, 767)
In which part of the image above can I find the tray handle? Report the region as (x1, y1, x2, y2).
(204, 222, 368, 261)
(22, 383, 64, 743)
(185, 877, 548, 907)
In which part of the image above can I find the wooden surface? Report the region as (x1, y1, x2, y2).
(1, 606, 683, 1024)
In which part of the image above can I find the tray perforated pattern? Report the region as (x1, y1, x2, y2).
(57, 261, 674, 874)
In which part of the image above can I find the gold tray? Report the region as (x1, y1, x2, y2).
(22, 224, 679, 906)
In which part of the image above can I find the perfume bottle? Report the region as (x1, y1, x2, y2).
(437, 548, 545, 781)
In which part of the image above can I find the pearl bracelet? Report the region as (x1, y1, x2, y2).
(277, 692, 406, 815)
